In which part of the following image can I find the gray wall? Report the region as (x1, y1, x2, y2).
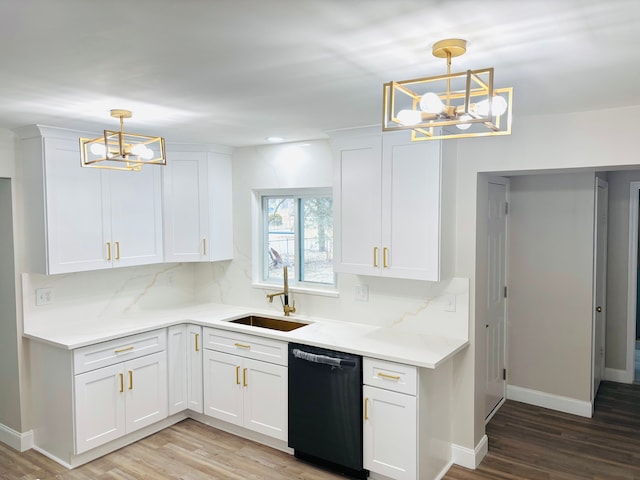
(507, 173, 595, 401)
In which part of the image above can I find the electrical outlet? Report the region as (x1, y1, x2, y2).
(355, 285, 369, 302)
(36, 287, 54, 306)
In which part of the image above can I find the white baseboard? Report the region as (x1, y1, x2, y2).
(507, 384, 592, 418)
(605, 367, 633, 384)
(0, 423, 33, 452)
(451, 434, 488, 469)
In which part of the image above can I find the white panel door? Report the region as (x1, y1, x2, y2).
(243, 358, 287, 441)
(74, 364, 125, 454)
(363, 385, 417, 480)
(382, 137, 441, 280)
(109, 166, 163, 267)
(332, 135, 382, 275)
(592, 178, 608, 401)
(187, 325, 203, 413)
(167, 325, 188, 415)
(44, 137, 112, 274)
(163, 152, 209, 262)
(485, 179, 508, 418)
(124, 352, 168, 433)
(207, 151, 234, 261)
(203, 350, 243, 426)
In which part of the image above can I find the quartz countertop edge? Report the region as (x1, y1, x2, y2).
(23, 302, 469, 369)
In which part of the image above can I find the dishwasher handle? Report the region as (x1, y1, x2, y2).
(292, 348, 356, 368)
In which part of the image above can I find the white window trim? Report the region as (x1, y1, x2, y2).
(251, 187, 338, 297)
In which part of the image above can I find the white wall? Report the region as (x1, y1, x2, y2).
(457, 105, 640, 451)
(507, 173, 595, 402)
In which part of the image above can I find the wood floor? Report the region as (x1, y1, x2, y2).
(2, 381, 640, 479)
(444, 381, 640, 479)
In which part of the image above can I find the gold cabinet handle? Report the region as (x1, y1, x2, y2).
(234, 343, 251, 349)
(364, 397, 369, 420)
(243, 368, 248, 387)
(115, 346, 134, 354)
(373, 247, 379, 268)
(383, 247, 389, 268)
(195, 333, 200, 352)
(115, 241, 121, 260)
(235, 365, 240, 385)
(128, 370, 133, 390)
(119, 373, 124, 393)
(203, 238, 207, 256)
(377, 372, 401, 381)
(106, 242, 112, 261)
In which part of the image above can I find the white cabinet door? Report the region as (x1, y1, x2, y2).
(74, 364, 126, 454)
(187, 325, 203, 413)
(163, 152, 209, 262)
(243, 358, 287, 441)
(163, 150, 233, 263)
(43, 137, 112, 274)
(168, 325, 188, 415)
(203, 350, 243, 426)
(332, 135, 382, 276)
(382, 137, 441, 281)
(124, 352, 168, 434)
(109, 166, 163, 267)
(363, 385, 417, 480)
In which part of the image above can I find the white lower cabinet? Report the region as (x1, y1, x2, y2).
(168, 324, 203, 414)
(363, 358, 418, 480)
(74, 351, 168, 454)
(202, 328, 288, 441)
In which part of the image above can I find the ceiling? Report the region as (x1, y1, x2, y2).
(1, 0, 639, 147)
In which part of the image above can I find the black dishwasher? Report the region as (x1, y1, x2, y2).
(288, 343, 366, 479)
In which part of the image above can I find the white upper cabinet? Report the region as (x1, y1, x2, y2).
(163, 148, 233, 262)
(332, 129, 454, 281)
(18, 126, 163, 275)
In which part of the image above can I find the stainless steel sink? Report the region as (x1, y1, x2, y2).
(228, 315, 309, 332)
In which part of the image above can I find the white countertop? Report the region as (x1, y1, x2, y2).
(23, 302, 468, 369)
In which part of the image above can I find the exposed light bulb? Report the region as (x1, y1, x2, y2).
(419, 92, 444, 114)
(475, 95, 508, 117)
(456, 114, 472, 130)
(396, 109, 422, 126)
(131, 144, 154, 160)
(89, 142, 106, 156)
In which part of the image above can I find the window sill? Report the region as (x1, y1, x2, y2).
(252, 282, 339, 298)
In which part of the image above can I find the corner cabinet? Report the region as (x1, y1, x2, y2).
(167, 324, 203, 414)
(331, 129, 455, 281)
(163, 148, 233, 262)
(17, 126, 163, 275)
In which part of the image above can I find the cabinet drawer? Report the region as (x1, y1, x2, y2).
(202, 328, 287, 366)
(74, 329, 167, 374)
(363, 357, 417, 396)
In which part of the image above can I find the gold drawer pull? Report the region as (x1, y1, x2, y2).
(243, 368, 248, 387)
(234, 343, 251, 349)
(195, 333, 200, 352)
(106, 242, 112, 261)
(364, 397, 369, 420)
(377, 372, 401, 381)
(373, 247, 379, 267)
(383, 247, 389, 268)
(235, 366, 240, 385)
(128, 370, 133, 390)
(115, 241, 121, 260)
(119, 373, 124, 393)
(115, 346, 134, 354)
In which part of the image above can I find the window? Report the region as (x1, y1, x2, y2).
(261, 189, 334, 288)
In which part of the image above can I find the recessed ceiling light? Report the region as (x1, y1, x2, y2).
(266, 136, 284, 143)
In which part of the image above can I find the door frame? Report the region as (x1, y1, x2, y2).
(624, 182, 640, 383)
(592, 177, 608, 402)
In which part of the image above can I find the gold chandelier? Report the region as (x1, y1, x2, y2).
(382, 39, 513, 141)
(80, 109, 166, 171)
